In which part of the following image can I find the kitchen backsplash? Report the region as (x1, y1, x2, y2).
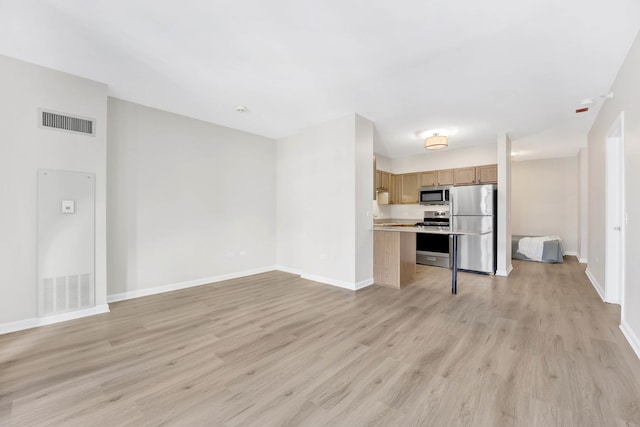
(374, 201, 449, 219)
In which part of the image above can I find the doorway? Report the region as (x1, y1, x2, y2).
(605, 112, 625, 306)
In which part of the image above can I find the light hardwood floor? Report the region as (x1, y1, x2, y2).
(2, 258, 640, 426)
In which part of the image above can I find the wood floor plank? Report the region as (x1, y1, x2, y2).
(1, 259, 640, 426)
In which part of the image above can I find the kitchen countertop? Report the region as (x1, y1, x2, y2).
(373, 218, 421, 226)
(373, 225, 488, 236)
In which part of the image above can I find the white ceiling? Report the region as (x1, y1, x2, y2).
(1, 0, 639, 160)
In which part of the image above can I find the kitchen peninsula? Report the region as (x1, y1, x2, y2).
(373, 223, 487, 294)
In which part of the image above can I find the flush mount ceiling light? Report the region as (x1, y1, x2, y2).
(424, 133, 448, 150)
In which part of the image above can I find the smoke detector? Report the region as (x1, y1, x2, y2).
(235, 105, 247, 113)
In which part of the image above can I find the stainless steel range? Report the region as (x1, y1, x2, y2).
(415, 211, 451, 268)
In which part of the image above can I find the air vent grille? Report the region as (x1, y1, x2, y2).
(41, 274, 93, 316)
(39, 109, 95, 136)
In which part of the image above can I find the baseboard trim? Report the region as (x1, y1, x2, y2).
(0, 304, 110, 335)
(579, 257, 588, 264)
(108, 264, 367, 305)
(496, 264, 513, 277)
(275, 266, 372, 291)
(354, 278, 375, 290)
(585, 268, 605, 302)
(300, 273, 358, 291)
(107, 265, 278, 303)
(620, 320, 640, 361)
(274, 265, 303, 276)
(565, 251, 577, 257)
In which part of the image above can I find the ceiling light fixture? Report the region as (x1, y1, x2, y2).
(424, 133, 448, 150)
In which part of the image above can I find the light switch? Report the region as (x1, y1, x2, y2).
(61, 200, 75, 214)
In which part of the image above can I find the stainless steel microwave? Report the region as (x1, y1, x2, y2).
(419, 186, 451, 205)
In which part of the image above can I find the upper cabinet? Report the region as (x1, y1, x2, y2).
(374, 164, 497, 205)
(375, 169, 393, 205)
(452, 165, 498, 186)
(381, 172, 391, 190)
(400, 173, 419, 204)
(419, 171, 436, 188)
(476, 164, 498, 184)
(391, 174, 401, 205)
(437, 169, 454, 186)
(375, 170, 391, 190)
(454, 167, 476, 185)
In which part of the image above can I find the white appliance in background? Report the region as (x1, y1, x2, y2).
(450, 184, 497, 274)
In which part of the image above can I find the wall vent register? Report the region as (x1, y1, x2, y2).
(39, 109, 96, 136)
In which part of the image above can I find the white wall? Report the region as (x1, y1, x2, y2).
(588, 30, 640, 358)
(277, 114, 374, 289)
(511, 157, 578, 254)
(375, 153, 393, 172)
(577, 148, 589, 262)
(355, 116, 374, 284)
(391, 143, 497, 174)
(497, 133, 512, 276)
(0, 55, 108, 324)
(389, 144, 497, 173)
(107, 98, 277, 298)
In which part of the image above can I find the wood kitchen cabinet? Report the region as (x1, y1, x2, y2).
(388, 174, 396, 204)
(374, 230, 416, 288)
(454, 167, 477, 185)
(375, 170, 392, 204)
(392, 174, 402, 204)
(400, 173, 419, 204)
(375, 170, 391, 190)
(375, 163, 498, 206)
(476, 164, 498, 184)
(436, 169, 454, 186)
(381, 172, 390, 190)
(419, 171, 436, 187)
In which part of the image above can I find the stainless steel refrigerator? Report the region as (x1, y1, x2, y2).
(450, 184, 497, 274)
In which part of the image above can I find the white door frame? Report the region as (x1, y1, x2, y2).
(605, 112, 625, 308)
